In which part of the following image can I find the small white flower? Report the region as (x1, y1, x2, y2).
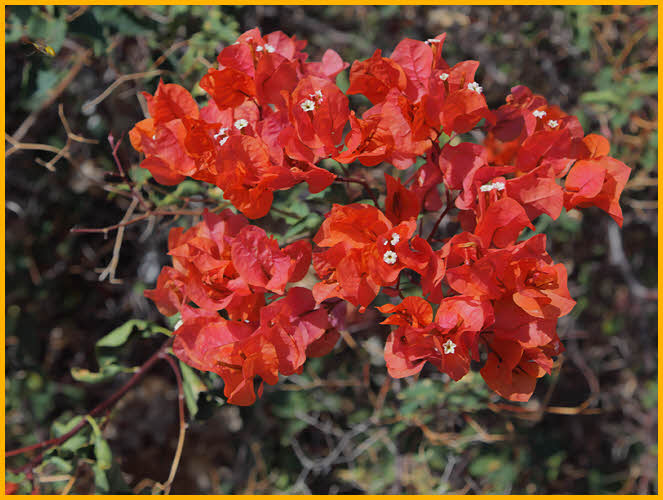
(442, 339, 456, 354)
(315, 89, 323, 99)
(151, 134, 156, 140)
(439, 72, 449, 81)
(264, 44, 276, 53)
(300, 99, 316, 112)
(383, 250, 398, 265)
(467, 81, 483, 94)
(383, 240, 389, 246)
(213, 127, 228, 140)
(547, 119, 559, 128)
(390, 233, 400, 245)
(218, 136, 228, 146)
(480, 182, 506, 192)
(234, 119, 248, 130)
(255, 45, 264, 52)
(533, 109, 547, 119)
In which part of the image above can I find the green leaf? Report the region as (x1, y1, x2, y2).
(93, 463, 110, 493)
(52, 415, 89, 454)
(70, 364, 135, 384)
(96, 319, 149, 347)
(580, 89, 622, 106)
(179, 361, 207, 419)
(86, 416, 112, 470)
(37, 454, 74, 475)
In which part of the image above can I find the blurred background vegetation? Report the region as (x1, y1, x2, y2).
(5, 5, 657, 494)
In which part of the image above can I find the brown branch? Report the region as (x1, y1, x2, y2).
(427, 188, 453, 242)
(108, 133, 151, 212)
(70, 209, 206, 235)
(82, 70, 164, 114)
(154, 355, 187, 495)
(148, 40, 189, 72)
(6, 337, 173, 460)
(335, 176, 379, 208)
(97, 198, 139, 283)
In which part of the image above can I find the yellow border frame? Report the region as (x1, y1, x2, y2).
(2, 2, 660, 498)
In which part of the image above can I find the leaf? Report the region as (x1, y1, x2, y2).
(179, 361, 208, 418)
(70, 364, 135, 384)
(93, 463, 110, 494)
(73, 320, 169, 384)
(37, 454, 74, 475)
(51, 415, 90, 454)
(96, 319, 149, 347)
(86, 416, 112, 470)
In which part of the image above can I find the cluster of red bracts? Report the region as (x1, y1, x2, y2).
(136, 28, 630, 405)
(145, 209, 344, 405)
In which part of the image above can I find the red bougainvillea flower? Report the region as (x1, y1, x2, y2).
(130, 29, 347, 219)
(564, 155, 631, 227)
(480, 336, 564, 402)
(172, 287, 340, 406)
(129, 80, 200, 185)
(145, 209, 311, 322)
(380, 295, 493, 380)
(135, 29, 632, 406)
(312, 203, 437, 308)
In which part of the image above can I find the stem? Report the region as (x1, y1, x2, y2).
(6, 338, 173, 459)
(334, 159, 350, 177)
(427, 189, 453, 243)
(108, 134, 151, 212)
(335, 176, 380, 208)
(70, 209, 206, 235)
(158, 355, 187, 495)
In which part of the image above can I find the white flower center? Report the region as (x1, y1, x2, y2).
(547, 119, 559, 128)
(234, 119, 248, 130)
(533, 109, 547, 119)
(255, 45, 264, 52)
(443, 339, 456, 354)
(300, 99, 316, 112)
(467, 81, 483, 94)
(213, 127, 229, 146)
(213, 127, 228, 139)
(383, 250, 398, 265)
(480, 181, 505, 192)
(390, 233, 400, 245)
(439, 72, 449, 81)
(264, 44, 276, 53)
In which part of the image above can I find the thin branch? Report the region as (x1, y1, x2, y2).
(427, 189, 453, 242)
(97, 198, 138, 283)
(6, 337, 173, 460)
(335, 176, 379, 208)
(108, 133, 151, 212)
(148, 39, 189, 72)
(156, 355, 187, 496)
(82, 70, 164, 114)
(70, 209, 206, 235)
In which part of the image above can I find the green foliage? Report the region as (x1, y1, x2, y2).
(71, 319, 170, 384)
(179, 360, 208, 419)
